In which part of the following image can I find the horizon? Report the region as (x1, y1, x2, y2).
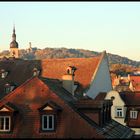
(0, 2, 140, 61)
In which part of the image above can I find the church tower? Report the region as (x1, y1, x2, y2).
(10, 25, 19, 58)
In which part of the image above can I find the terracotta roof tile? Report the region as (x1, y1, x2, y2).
(40, 57, 101, 89)
(0, 56, 101, 99)
(130, 75, 140, 91)
(120, 92, 140, 105)
(0, 77, 134, 138)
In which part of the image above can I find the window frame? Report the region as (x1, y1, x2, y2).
(130, 110, 138, 119)
(42, 114, 55, 131)
(115, 107, 124, 118)
(0, 116, 11, 132)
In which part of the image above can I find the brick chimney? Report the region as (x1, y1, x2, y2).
(62, 66, 77, 96)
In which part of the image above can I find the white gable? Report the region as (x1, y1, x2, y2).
(86, 53, 112, 99)
(105, 90, 125, 106)
(0, 107, 10, 112)
(43, 106, 53, 111)
(105, 90, 126, 125)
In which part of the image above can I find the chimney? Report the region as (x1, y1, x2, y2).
(62, 66, 77, 96)
(33, 67, 40, 77)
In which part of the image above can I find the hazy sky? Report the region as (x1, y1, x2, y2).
(0, 2, 140, 61)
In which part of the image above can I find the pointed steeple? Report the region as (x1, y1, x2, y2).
(12, 24, 16, 41)
(10, 25, 18, 48)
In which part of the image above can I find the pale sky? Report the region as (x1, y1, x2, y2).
(0, 2, 140, 61)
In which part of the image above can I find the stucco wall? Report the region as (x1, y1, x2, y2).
(105, 90, 126, 126)
(86, 54, 112, 99)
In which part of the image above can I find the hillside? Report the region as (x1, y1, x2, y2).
(1, 47, 140, 69)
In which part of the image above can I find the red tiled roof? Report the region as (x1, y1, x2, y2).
(120, 92, 140, 105)
(0, 76, 134, 138)
(0, 56, 101, 99)
(40, 57, 101, 89)
(130, 76, 140, 91)
(0, 77, 104, 138)
(74, 92, 110, 109)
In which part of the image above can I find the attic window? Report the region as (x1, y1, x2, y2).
(33, 68, 40, 77)
(1, 69, 8, 79)
(42, 115, 54, 131)
(39, 101, 62, 132)
(5, 83, 15, 94)
(0, 103, 18, 133)
(0, 116, 11, 132)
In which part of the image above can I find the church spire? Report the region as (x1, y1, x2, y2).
(12, 24, 16, 41)
(10, 24, 19, 58)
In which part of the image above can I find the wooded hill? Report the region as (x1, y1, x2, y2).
(1, 47, 140, 75)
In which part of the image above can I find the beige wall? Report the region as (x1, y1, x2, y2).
(105, 90, 126, 126)
(10, 48, 19, 58)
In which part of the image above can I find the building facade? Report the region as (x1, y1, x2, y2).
(105, 90, 140, 136)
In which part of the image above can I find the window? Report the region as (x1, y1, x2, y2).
(130, 111, 138, 119)
(5, 87, 11, 94)
(5, 84, 15, 94)
(0, 116, 11, 132)
(115, 107, 123, 117)
(1, 72, 8, 79)
(42, 115, 54, 131)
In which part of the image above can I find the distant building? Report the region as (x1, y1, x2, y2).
(112, 74, 140, 92)
(27, 42, 33, 53)
(9, 25, 19, 58)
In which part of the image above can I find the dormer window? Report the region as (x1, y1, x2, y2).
(0, 116, 11, 132)
(1, 69, 8, 79)
(39, 101, 62, 132)
(33, 68, 40, 77)
(0, 102, 18, 133)
(5, 83, 15, 94)
(42, 115, 54, 131)
(66, 66, 77, 75)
